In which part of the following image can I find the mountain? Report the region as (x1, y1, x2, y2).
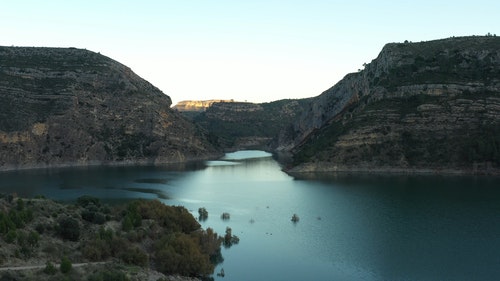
(193, 99, 311, 150)
(0, 46, 219, 170)
(274, 36, 500, 174)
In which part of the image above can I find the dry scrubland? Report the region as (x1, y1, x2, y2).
(0, 194, 227, 281)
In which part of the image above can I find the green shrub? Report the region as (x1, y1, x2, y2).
(82, 206, 106, 224)
(58, 216, 80, 241)
(76, 195, 101, 208)
(198, 207, 208, 221)
(60, 256, 72, 273)
(154, 233, 213, 276)
(119, 246, 148, 266)
(223, 227, 239, 248)
(121, 202, 142, 231)
(43, 261, 57, 275)
(0, 212, 16, 234)
(4, 229, 17, 243)
(16, 198, 25, 211)
(27, 231, 40, 248)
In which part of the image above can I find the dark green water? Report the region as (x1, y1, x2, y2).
(1, 150, 499, 280)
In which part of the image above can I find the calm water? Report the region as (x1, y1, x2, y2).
(1, 150, 500, 281)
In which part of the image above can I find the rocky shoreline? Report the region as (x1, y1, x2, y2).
(0, 152, 224, 172)
(287, 162, 500, 176)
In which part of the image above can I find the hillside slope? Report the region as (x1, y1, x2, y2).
(193, 99, 311, 150)
(0, 46, 218, 170)
(274, 36, 500, 174)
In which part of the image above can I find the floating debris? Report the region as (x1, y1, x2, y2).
(291, 213, 300, 223)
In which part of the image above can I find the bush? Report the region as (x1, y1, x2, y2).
(82, 208, 106, 224)
(16, 198, 25, 211)
(27, 231, 40, 248)
(154, 233, 213, 276)
(121, 203, 142, 231)
(58, 216, 80, 241)
(223, 227, 239, 248)
(0, 212, 16, 234)
(4, 229, 17, 243)
(119, 246, 148, 266)
(134, 200, 200, 233)
(198, 207, 208, 221)
(220, 212, 230, 220)
(76, 195, 101, 208)
(60, 256, 72, 273)
(43, 261, 57, 275)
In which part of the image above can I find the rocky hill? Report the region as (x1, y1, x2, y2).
(273, 36, 500, 174)
(0, 46, 219, 170)
(194, 99, 311, 150)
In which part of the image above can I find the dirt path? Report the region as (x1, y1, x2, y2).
(0, 261, 109, 271)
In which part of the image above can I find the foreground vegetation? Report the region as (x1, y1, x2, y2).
(0, 194, 225, 280)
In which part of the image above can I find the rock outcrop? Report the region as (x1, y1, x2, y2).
(0, 46, 219, 170)
(173, 99, 236, 112)
(274, 36, 500, 174)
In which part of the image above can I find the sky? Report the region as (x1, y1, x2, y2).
(1, 1, 498, 105)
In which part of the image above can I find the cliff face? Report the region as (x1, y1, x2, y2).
(173, 99, 235, 112)
(275, 36, 500, 174)
(0, 46, 218, 170)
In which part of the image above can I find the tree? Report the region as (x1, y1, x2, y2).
(223, 227, 239, 248)
(154, 233, 213, 276)
(198, 207, 208, 221)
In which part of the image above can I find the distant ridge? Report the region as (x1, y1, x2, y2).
(173, 99, 236, 112)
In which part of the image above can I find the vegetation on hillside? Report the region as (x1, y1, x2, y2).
(0, 194, 225, 280)
(193, 99, 311, 149)
(376, 37, 500, 90)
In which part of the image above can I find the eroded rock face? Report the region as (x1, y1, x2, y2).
(0, 46, 218, 170)
(173, 99, 236, 112)
(275, 36, 500, 174)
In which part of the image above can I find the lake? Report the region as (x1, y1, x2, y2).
(1, 150, 499, 281)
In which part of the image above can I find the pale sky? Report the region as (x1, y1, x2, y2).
(1, 1, 498, 105)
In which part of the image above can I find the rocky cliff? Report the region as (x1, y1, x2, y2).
(173, 99, 235, 112)
(0, 46, 218, 170)
(274, 36, 500, 174)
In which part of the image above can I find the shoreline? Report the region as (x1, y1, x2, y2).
(0, 152, 224, 173)
(286, 162, 500, 176)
